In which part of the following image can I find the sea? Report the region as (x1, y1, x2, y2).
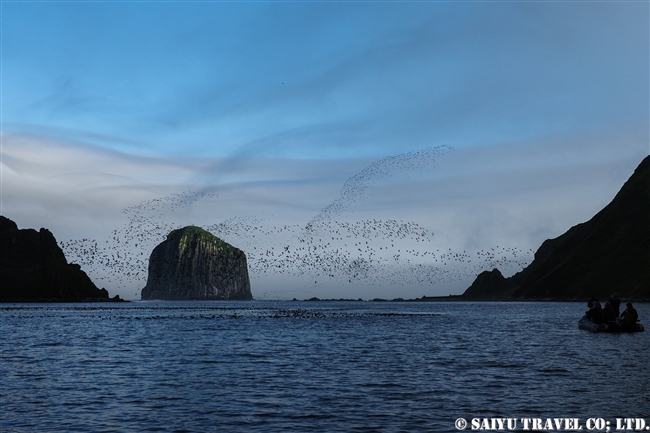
(1, 301, 648, 432)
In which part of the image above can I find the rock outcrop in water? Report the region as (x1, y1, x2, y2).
(0, 216, 114, 302)
(141, 226, 252, 300)
(462, 155, 650, 301)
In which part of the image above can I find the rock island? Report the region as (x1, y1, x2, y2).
(141, 226, 252, 300)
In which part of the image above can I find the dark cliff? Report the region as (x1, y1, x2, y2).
(463, 155, 650, 300)
(141, 226, 252, 300)
(0, 216, 111, 302)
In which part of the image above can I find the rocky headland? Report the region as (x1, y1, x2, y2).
(0, 216, 119, 302)
(460, 155, 650, 301)
(141, 226, 252, 300)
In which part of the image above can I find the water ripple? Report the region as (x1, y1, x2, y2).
(1, 301, 649, 431)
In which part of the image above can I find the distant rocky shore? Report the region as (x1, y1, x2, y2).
(458, 155, 650, 302)
(291, 296, 648, 303)
(0, 216, 123, 302)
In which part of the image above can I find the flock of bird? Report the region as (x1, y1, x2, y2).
(60, 146, 534, 298)
(309, 145, 454, 224)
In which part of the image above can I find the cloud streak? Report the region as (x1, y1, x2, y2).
(2, 130, 646, 300)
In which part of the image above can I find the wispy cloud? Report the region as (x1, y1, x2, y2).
(2, 130, 645, 299)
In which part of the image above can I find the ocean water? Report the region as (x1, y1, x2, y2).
(1, 301, 648, 432)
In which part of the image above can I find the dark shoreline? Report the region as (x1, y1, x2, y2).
(3, 296, 647, 304)
(295, 296, 650, 303)
(0, 297, 128, 303)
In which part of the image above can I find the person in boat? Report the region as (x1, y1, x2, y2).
(601, 301, 617, 323)
(585, 297, 602, 323)
(587, 297, 596, 309)
(608, 293, 621, 317)
(621, 302, 638, 325)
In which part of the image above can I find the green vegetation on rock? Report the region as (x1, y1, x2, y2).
(169, 226, 239, 257)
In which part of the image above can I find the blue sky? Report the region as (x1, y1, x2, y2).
(1, 1, 648, 299)
(4, 1, 647, 158)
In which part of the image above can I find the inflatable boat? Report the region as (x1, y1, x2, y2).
(578, 316, 645, 333)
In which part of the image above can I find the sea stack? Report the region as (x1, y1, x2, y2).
(141, 226, 252, 300)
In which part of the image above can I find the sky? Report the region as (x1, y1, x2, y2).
(1, 0, 648, 300)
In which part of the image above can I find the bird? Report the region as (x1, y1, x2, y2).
(59, 148, 534, 297)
